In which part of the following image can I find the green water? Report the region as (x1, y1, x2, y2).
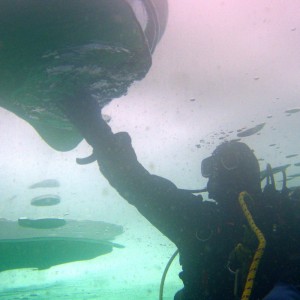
(1, 1, 300, 299)
(1, 282, 176, 300)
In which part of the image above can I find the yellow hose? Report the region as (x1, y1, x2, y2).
(238, 191, 266, 300)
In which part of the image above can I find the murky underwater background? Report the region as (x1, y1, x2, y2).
(1, 0, 300, 299)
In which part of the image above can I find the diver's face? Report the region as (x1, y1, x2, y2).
(206, 173, 221, 200)
(201, 154, 240, 202)
(206, 170, 235, 200)
(207, 172, 241, 206)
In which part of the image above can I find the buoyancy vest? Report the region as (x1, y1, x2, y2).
(177, 182, 300, 300)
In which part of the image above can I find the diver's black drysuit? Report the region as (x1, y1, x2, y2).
(64, 95, 300, 300)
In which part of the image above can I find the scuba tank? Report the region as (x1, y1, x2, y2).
(0, 0, 168, 151)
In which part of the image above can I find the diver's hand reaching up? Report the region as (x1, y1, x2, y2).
(61, 90, 113, 147)
(61, 90, 138, 172)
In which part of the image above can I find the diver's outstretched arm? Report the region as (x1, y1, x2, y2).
(62, 93, 203, 244)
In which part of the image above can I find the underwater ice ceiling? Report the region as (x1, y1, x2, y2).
(102, 0, 300, 189)
(0, 0, 300, 192)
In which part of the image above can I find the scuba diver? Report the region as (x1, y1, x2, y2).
(2, 0, 300, 299)
(62, 93, 300, 300)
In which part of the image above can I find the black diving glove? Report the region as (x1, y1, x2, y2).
(61, 91, 113, 148)
(61, 91, 138, 169)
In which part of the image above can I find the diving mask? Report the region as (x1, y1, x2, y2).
(201, 151, 239, 178)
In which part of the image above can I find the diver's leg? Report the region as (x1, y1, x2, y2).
(263, 282, 300, 300)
